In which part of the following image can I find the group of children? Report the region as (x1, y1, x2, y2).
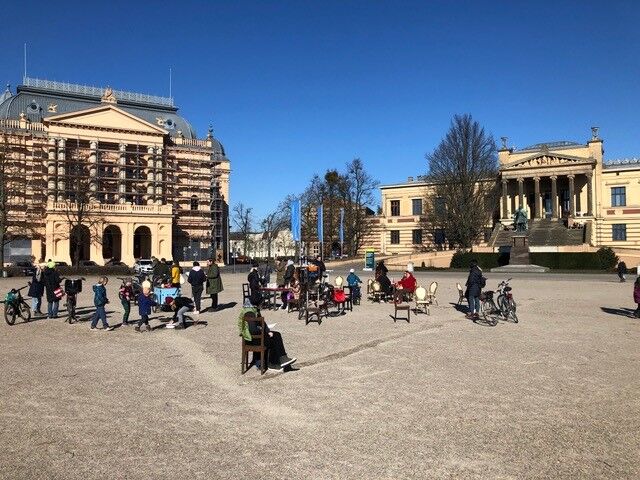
(89, 276, 195, 332)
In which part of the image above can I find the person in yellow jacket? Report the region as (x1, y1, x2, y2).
(171, 260, 181, 288)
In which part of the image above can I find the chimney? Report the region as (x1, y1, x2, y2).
(407, 176, 414, 182)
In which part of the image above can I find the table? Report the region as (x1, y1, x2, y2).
(259, 287, 291, 310)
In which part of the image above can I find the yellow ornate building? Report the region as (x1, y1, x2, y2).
(366, 129, 640, 255)
(0, 78, 230, 265)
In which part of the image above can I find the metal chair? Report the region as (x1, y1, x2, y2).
(241, 312, 266, 375)
(335, 275, 344, 288)
(242, 283, 250, 304)
(393, 288, 410, 323)
(456, 282, 464, 305)
(372, 280, 383, 303)
(414, 286, 430, 315)
(427, 281, 438, 306)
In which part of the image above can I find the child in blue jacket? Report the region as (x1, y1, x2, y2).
(90, 277, 114, 331)
(136, 288, 157, 332)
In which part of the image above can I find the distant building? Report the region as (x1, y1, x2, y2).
(230, 230, 295, 260)
(0, 78, 230, 265)
(369, 131, 640, 254)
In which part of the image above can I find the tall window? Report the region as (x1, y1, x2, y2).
(612, 224, 627, 241)
(611, 187, 626, 207)
(390, 200, 400, 216)
(390, 230, 400, 244)
(412, 198, 423, 216)
(412, 229, 423, 244)
(190, 195, 198, 211)
(435, 197, 446, 216)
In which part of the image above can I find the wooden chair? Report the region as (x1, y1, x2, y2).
(427, 281, 438, 306)
(393, 288, 410, 323)
(456, 282, 464, 305)
(242, 283, 250, 304)
(414, 286, 430, 315)
(343, 286, 353, 311)
(241, 313, 266, 375)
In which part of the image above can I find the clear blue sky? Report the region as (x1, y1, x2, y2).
(1, 1, 639, 222)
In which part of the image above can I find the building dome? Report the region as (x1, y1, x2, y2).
(0, 84, 12, 104)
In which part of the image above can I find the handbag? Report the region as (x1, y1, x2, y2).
(54, 287, 64, 299)
(179, 273, 186, 285)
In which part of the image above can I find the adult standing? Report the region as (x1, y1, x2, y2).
(187, 261, 206, 314)
(42, 260, 62, 319)
(465, 260, 484, 320)
(170, 260, 181, 288)
(27, 260, 44, 315)
(617, 261, 628, 283)
(206, 258, 224, 311)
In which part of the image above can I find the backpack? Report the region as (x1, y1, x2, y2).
(479, 276, 487, 289)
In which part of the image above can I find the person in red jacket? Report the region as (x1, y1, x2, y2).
(633, 277, 640, 317)
(396, 271, 417, 295)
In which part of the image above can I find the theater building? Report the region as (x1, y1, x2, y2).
(369, 129, 640, 255)
(0, 78, 230, 265)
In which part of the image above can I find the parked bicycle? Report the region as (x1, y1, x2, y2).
(4, 286, 31, 325)
(64, 277, 85, 323)
(480, 278, 518, 325)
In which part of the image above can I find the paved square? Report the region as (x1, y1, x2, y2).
(1, 269, 638, 479)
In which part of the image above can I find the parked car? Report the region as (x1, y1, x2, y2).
(80, 260, 99, 267)
(14, 261, 36, 277)
(133, 259, 154, 275)
(234, 255, 250, 264)
(54, 261, 69, 267)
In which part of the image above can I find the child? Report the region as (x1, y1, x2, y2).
(119, 279, 134, 326)
(346, 268, 362, 300)
(634, 277, 640, 318)
(136, 287, 156, 332)
(90, 277, 114, 331)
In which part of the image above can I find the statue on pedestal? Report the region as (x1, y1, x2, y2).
(513, 206, 528, 232)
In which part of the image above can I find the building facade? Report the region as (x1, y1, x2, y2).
(368, 130, 640, 254)
(0, 78, 230, 265)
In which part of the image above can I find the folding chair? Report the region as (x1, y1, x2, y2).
(241, 313, 266, 375)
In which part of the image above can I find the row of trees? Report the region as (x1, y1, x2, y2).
(232, 158, 379, 259)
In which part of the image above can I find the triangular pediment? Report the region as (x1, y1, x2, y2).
(44, 105, 168, 134)
(501, 152, 596, 171)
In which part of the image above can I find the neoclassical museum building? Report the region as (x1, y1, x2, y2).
(0, 78, 230, 265)
(368, 129, 640, 255)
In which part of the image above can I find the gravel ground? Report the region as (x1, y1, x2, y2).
(0, 270, 638, 479)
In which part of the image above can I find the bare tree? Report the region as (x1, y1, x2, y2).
(424, 114, 498, 248)
(344, 158, 378, 255)
(260, 209, 287, 260)
(232, 202, 253, 256)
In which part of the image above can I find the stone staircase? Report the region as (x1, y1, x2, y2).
(490, 219, 585, 248)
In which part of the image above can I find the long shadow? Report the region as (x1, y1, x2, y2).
(449, 302, 468, 314)
(600, 306, 637, 318)
(209, 302, 237, 313)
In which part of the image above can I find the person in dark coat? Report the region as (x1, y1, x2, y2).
(42, 261, 62, 319)
(465, 260, 484, 319)
(247, 265, 263, 309)
(377, 271, 393, 298)
(375, 260, 388, 279)
(187, 261, 207, 314)
(617, 261, 628, 282)
(206, 258, 224, 310)
(27, 263, 45, 315)
(633, 277, 640, 318)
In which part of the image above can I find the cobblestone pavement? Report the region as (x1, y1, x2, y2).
(1, 270, 638, 479)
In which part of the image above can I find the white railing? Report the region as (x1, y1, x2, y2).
(172, 136, 208, 147)
(0, 119, 45, 131)
(24, 77, 174, 107)
(48, 202, 173, 214)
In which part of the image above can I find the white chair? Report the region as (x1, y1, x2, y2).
(456, 282, 464, 305)
(414, 286, 430, 315)
(427, 281, 438, 306)
(335, 275, 344, 287)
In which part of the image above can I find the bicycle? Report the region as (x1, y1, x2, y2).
(4, 286, 32, 325)
(64, 277, 85, 324)
(495, 278, 518, 323)
(479, 289, 499, 326)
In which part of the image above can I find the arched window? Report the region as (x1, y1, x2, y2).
(190, 195, 198, 211)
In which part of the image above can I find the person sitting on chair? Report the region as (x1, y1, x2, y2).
(240, 300, 297, 371)
(247, 264, 263, 309)
(377, 271, 393, 299)
(167, 296, 194, 329)
(395, 271, 417, 298)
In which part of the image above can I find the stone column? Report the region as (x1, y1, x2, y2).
(501, 179, 508, 219)
(155, 147, 163, 205)
(118, 143, 127, 204)
(518, 177, 524, 209)
(550, 175, 558, 219)
(47, 138, 57, 203)
(534, 177, 541, 218)
(88, 141, 98, 201)
(56, 138, 65, 202)
(586, 172, 593, 216)
(568, 174, 575, 217)
(146, 146, 155, 205)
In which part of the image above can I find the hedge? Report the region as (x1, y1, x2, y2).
(450, 251, 510, 269)
(530, 247, 618, 270)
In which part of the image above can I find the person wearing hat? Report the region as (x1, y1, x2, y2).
(42, 260, 62, 319)
(346, 268, 362, 301)
(247, 263, 263, 308)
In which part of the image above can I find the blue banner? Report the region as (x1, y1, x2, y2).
(339, 208, 344, 244)
(317, 204, 324, 242)
(291, 199, 301, 242)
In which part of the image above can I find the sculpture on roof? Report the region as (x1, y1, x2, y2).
(101, 86, 117, 104)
